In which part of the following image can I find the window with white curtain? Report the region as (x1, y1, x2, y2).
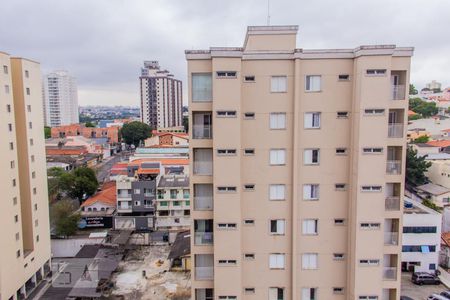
(194, 184, 213, 210)
(270, 220, 285, 235)
(302, 219, 318, 235)
(194, 148, 213, 175)
(304, 149, 320, 165)
(304, 112, 321, 129)
(269, 288, 285, 300)
(269, 184, 285, 200)
(192, 73, 212, 102)
(271, 76, 287, 92)
(270, 113, 286, 129)
(270, 149, 286, 165)
(303, 184, 319, 200)
(269, 254, 285, 269)
(302, 288, 317, 300)
(302, 253, 318, 269)
(305, 75, 321, 92)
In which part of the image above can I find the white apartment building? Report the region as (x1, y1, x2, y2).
(402, 198, 441, 273)
(140, 61, 183, 129)
(43, 70, 79, 127)
(188, 26, 413, 300)
(0, 51, 52, 300)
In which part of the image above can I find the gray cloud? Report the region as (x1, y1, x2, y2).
(1, 0, 448, 106)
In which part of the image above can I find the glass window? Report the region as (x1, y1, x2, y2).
(270, 113, 286, 129)
(305, 75, 321, 92)
(192, 73, 212, 102)
(271, 76, 287, 93)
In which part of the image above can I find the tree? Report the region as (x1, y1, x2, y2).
(85, 121, 96, 128)
(183, 116, 189, 133)
(59, 167, 99, 203)
(47, 167, 66, 202)
(406, 147, 432, 187)
(44, 126, 51, 139)
(51, 199, 81, 238)
(120, 121, 152, 146)
(409, 84, 418, 95)
(412, 135, 429, 144)
(408, 97, 438, 118)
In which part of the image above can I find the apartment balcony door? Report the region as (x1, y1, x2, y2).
(391, 74, 400, 86)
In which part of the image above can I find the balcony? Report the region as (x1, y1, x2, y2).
(195, 266, 214, 280)
(194, 232, 214, 245)
(384, 232, 399, 245)
(194, 196, 213, 210)
(388, 123, 404, 138)
(391, 85, 406, 100)
(386, 160, 401, 175)
(193, 149, 213, 175)
(193, 125, 212, 139)
(385, 196, 400, 211)
(193, 112, 212, 139)
(383, 267, 397, 280)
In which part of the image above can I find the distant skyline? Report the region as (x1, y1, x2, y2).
(1, 0, 449, 106)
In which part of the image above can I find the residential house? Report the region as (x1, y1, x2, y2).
(144, 132, 189, 147)
(51, 124, 120, 144)
(416, 183, 450, 207)
(168, 230, 191, 272)
(425, 154, 450, 189)
(406, 128, 429, 143)
(410, 143, 440, 157)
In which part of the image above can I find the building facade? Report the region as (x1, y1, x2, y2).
(43, 70, 79, 127)
(0, 52, 51, 300)
(187, 26, 413, 300)
(140, 61, 183, 129)
(402, 198, 441, 273)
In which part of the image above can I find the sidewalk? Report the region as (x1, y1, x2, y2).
(439, 266, 450, 288)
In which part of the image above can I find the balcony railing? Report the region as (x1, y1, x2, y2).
(194, 161, 213, 175)
(195, 266, 214, 280)
(194, 232, 214, 245)
(385, 196, 400, 211)
(384, 232, 399, 245)
(388, 123, 404, 138)
(117, 194, 132, 199)
(383, 267, 397, 280)
(144, 192, 154, 197)
(194, 196, 213, 210)
(391, 85, 405, 100)
(386, 160, 401, 175)
(193, 125, 212, 139)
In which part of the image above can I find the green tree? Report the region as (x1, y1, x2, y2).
(406, 147, 432, 187)
(412, 135, 429, 144)
(408, 114, 421, 121)
(51, 199, 81, 238)
(120, 121, 152, 146)
(409, 97, 438, 118)
(59, 167, 99, 203)
(85, 121, 96, 128)
(409, 84, 418, 95)
(44, 126, 51, 139)
(47, 167, 66, 202)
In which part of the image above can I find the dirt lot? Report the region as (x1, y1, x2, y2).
(110, 245, 190, 300)
(401, 272, 447, 300)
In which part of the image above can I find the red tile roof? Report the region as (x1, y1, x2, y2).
(427, 140, 450, 148)
(81, 181, 116, 207)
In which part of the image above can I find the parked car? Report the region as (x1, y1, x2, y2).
(440, 291, 450, 299)
(412, 272, 441, 285)
(400, 296, 414, 300)
(427, 295, 447, 300)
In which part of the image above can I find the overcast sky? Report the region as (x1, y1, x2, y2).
(1, 0, 449, 106)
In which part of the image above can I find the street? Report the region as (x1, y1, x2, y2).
(94, 153, 124, 183)
(401, 272, 447, 300)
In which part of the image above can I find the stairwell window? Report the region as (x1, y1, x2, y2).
(304, 149, 320, 165)
(243, 184, 255, 191)
(217, 186, 237, 193)
(244, 219, 255, 225)
(216, 71, 237, 78)
(244, 253, 255, 260)
(244, 112, 255, 119)
(333, 253, 345, 261)
(362, 147, 383, 154)
(305, 75, 321, 92)
(334, 219, 345, 226)
(269, 184, 285, 201)
(338, 74, 350, 81)
(244, 148, 255, 155)
(3, 65, 8, 74)
(269, 254, 285, 269)
(335, 183, 347, 191)
(217, 111, 236, 117)
(361, 185, 382, 192)
(335, 148, 347, 155)
(337, 111, 349, 118)
(270, 113, 286, 129)
(304, 112, 321, 129)
(303, 184, 319, 200)
(244, 75, 255, 82)
(270, 220, 285, 235)
(364, 108, 385, 115)
(271, 76, 287, 93)
(270, 149, 286, 165)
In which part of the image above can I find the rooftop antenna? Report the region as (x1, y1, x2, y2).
(267, 0, 271, 25)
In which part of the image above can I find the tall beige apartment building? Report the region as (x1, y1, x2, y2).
(187, 26, 413, 300)
(0, 52, 51, 300)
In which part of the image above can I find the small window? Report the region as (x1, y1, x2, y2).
(270, 113, 286, 129)
(33, 187, 37, 194)
(333, 287, 344, 294)
(217, 110, 237, 117)
(335, 148, 347, 155)
(270, 219, 285, 235)
(270, 149, 286, 165)
(269, 184, 285, 201)
(15, 232, 20, 240)
(31, 155, 35, 162)
(362, 147, 383, 154)
(244, 75, 255, 82)
(13, 197, 17, 205)
(361, 185, 382, 192)
(5, 85, 10, 94)
(9, 142, 14, 150)
(337, 111, 349, 118)
(26, 87, 30, 95)
(338, 74, 349, 81)
(216, 71, 237, 78)
(269, 288, 285, 300)
(34, 204, 38, 211)
(244, 184, 255, 191)
(30, 138, 34, 146)
(217, 186, 237, 192)
(217, 149, 237, 156)
(217, 223, 237, 229)
(302, 219, 318, 235)
(305, 75, 321, 92)
(244, 253, 255, 259)
(29, 122, 32, 129)
(304, 112, 321, 129)
(360, 222, 381, 229)
(366, 69, 386, 76)
(27, 105, 31, 112)
(36, 235, 39, 242)
(302, 288, 317, 300)
(3, 65, 8, 74)
(218, 259, 237, 265)
(364, 109, 385, 115)
(271, 76, 287, 93)
(10, 161, 15, 169)
(244, 148, 255, 155)
(304, 149, 320, 165)
(244, 112, 255, 119)
(302, 253, 318, 269)
(8, 123, 12, 131)
(244, 219, 255, 225)
(16, 250, 21, 258)
(218, 297, 237, 300)
(244, 287, 255, 294)
(12, 179, 16, 187)
(359, 296, 378, 300)
(269, 253, 285, 269)
(335, 184, 346, 191)
(6, 104, 11, 112)
(32, 171, 36, 178)
(359, 259, 380, 266)
(303, 184, 319, 200)
(14, 215, 18, 222)
(25, 70, 29, 78)
(334, 219, 345, 225)
(333, 253, 345, 261)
